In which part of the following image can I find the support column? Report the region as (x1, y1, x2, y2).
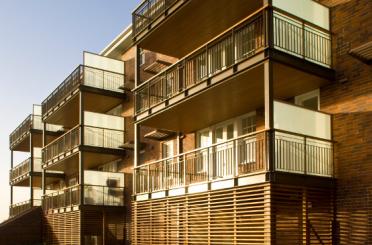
(134, 45, 141, 195)
(10, 150, 14, 206)
(79, 92, 84, 205)
(264, 60, 274, 172)
(42, 122, 46, 196)
(30, 131, 34, 206)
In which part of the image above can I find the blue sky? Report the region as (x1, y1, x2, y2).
(0, 0, 140, 222)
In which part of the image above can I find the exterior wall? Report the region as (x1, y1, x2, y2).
(0, 207, 42, 245)
(319, 0, 372, 244)
(44, 210, 81, 245)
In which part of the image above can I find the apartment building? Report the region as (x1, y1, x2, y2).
(0, 0, 370, 244)
(129, 0, 371, 244)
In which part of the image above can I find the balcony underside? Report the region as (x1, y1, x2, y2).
(138, 58, 331, 133)
(43, 86, 124, 127)
(136, 0, 263, 58)
(44, 147, 125, 174)
(10, 130, 58, 152)
(10, 172, 64, 187)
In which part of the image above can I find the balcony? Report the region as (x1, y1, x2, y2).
(9, 199, 41, 217)
(41, 64, 125, 126)
(134, 8, 333, 129)
(134, 101, 334, 196)
(43, 171, 125, 211)
(135, 129, 333, 195)
(132, 0, 263, 58)
(9, 158, 41, 186)
(42, 126, 125, 170)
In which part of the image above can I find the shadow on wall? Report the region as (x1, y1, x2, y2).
(331, 111, 372, 244)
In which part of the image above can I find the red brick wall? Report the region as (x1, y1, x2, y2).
(319, 0, 372, 243)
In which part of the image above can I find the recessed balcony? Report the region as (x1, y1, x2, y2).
(43, 171, 125, 212)
(132, 0, 263, 58)
(42, 112, 126, 170)
(9, 105, 62, 151)
(41, 53, 126, 126)
(134, 101, 334, 197)
(134, 8, 333, 130)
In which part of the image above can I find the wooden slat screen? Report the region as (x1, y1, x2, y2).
(44, 211, 81, 245)
(271, 184, 333, 245)
(132, 183, 271, 244)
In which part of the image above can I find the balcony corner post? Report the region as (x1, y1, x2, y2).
(29, 131, 34, 206)
(42, 122, 46, 196)
(264, 60, 274, 172)
(79, 91, 85, 205)
(10, 150, 13, 206)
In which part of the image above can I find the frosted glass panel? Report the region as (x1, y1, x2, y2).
(84, 111, 124, 130)
(274, 101, 331, 140)
(272, 0, 330, 30)
(84, 52, 124, 74)
(33, 105, 42, 115)
(84, 170, 124, 187)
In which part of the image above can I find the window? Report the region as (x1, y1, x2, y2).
(295, 89, 320, 110)
(240, 114, 256, 135)
(139, 48, 145, 66)
(162, 140, 174, 159)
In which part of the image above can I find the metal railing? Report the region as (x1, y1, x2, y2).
(42, 125, 125, 164)
(273, 11, 331, 67)
(43, 184, 125, 211)
(133, 0, 178, 36)
(41, 65, 125, 116)
(9, 199, 41, 217)
(9, 114, 44, 148)
(134, 9, 332, 114)
(42, 125, 80, 163)
(135, 12, 265, 114)
(134, 130, 333, 194)
(9, 158, 42, 182)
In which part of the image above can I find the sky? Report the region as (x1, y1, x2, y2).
(0, 0, 141, 222)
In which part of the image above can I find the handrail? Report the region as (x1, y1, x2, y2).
(9, 114, 32, 147)
(133, 7, 267, 92)
(134, 7, 331, 114)
(41, 65, 125, 116)
(135, 129, 334, 194)
(43, 124, 80, 149)
(139, 129, 268, 168)
(43, 184, 125, 210)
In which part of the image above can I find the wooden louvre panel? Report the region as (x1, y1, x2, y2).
(132, 183, 271, 244)
(271, 184, 334, 245)
(43, 211, 81, 245)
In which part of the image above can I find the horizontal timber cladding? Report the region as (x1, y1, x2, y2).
(44, 209, 126, 245)
(271, 184, 334, 245)
(43, 210, 81, 245)
(132, 183, 271, 245)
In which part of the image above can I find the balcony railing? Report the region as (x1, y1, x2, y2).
(133, 0, 178, 37)
(9, 115, 42, 148)
(42, 125, 125, 164)
(9, 158, 42, 183)
(43, 184, 125, 211)
(41, 65, 125, 117)
(134, 8, 331, 114)
(9, 199, 42, 217)
(134, 129, 333, 194)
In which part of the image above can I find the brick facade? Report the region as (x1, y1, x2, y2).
(319, 0, 372, 243)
